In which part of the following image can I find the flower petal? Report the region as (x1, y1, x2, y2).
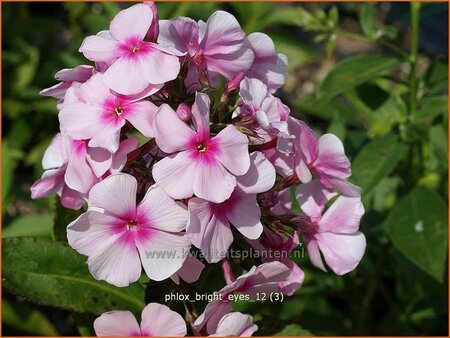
(109, 4, 152, 42)
(125, 100, 158, 137)
(191, 92, 211, 136)
(214, 125, 250, 176)
(140, 303, 187, 336)
(316, 231, 366, 275)
(319, 196, 364, 233)
(94, 311, 141, 336)
(79, 32, 119, 62)
(212, 312, 258, 337)
(153, 104, 195, 153)
(187, 197, 233, 263)
(59, 103, 103, 141)
(296, 180, 336, 219)
(315, 133, 351, 178)
(226, 191, 263, 240)
(152, 151, 197, 200)
(88, 173, 137, 218)
(137, 184, 188, 232)
(237, 151, 276, 194)
(137, 230, 189, 281)
(194, 161, 236, 203)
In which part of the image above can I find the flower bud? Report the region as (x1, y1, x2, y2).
(176, 103, 192, 122)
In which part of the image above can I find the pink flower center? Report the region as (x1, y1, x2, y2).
(126, 219, 139, 230)
(117, 36, 153, 60)
(114, 106, 124, 117)
(197, 143, 207, 153)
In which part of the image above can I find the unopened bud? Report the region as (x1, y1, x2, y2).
(176, 103, 192, 122)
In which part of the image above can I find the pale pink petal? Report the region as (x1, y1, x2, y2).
(59, 103, 103, 140)
(237, 151, 276, 194)
(295, 159, 312, 183)
(42, 133, 67, 169)
(306, 238, 326, 272)
(125, 100, 158, 137)
(65, 149, 97, 194)
(193, 301, 233, 335)
(289, 117, 318, 165)
(88, 239, 142, 287)
(296, 180, 337, 219)
(214, 125, 250, 176)
(102, 57, 151, 95)
(316, 231, 366, 275)
(191, 92, 211, 136)
(211, 312, 258, 337)
(205, 47, 254, 80)
(111, 137, 140, 173)
(88, 126, 122, 153)
(88, 173, 137, 218)
(187, 197, 233, 263)
(137, 230, 189, 281)
(137, 49, 181, 86)
(278, 259, 304, 296)
(66, 211, 120, 257)
(55, 65, 95, 82)
(247, 32, 276, 58)
(153, 104, 195, 153)
(239, 77, 268, 109)
(60, 185, 85, 210)
(86, 147, 112, 177)
(152, 152, 197, 200)
(202, 11, 246, 55)
(137, 185, 188, 232)
(109, 4, 152, 42)
(322, 176, 362, 197)
(79, 33, 119, 62)
(140, 303, 187, 336)
(94, 311, 141, 336)
(158, 17, 199, 55)
(171, 255, 205, 284)
(31, 169, 64, 199)
(194, 161, 236, 203)
(75, 73, 110, 105)
(226, 192, 262, 240)
(315, 133, 351, 178)
(319, 196, 364, 233)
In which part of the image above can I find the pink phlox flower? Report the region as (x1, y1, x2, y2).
(249, 226, 304, 296)
(67, 174, 190, 286)
(170, 254, 205, 285)
(193, 261, 290, 334)
(289, 117, 362, 197)
(237, 77, 291, 152)
(59, 73, 158, 153)
(94, 302, 187, 336)
(31, 133, 138, 209)
(209, 312, 258, 337)
(158, 11, 254, 86)
(186, 151, 275, 263)
(79, 3, 182, 95)
(152, 92, 250, 203)
(40, 65, 95, 109)
(246, 32, 288, 93)
(296, 180, 366, 275)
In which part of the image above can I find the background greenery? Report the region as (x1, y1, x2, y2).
(2, 2, 448, 336)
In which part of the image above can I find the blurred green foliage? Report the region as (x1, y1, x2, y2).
(2, 2, 448, 336)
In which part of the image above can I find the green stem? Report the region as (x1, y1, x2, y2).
(409, 2, 421, 117)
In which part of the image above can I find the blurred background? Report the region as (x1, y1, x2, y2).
(2, 2, 448, 336)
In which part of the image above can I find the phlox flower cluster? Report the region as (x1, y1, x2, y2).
(32, 2, 366, 336)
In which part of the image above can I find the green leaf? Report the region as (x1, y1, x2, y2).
(3, 238, 145, 314)
(384, 187, 448, 283)
(3, 214, 53, 238)
(2, 299, 59, 336)
(274, 324, 313, 336)
(429, 124, 448, 170)
(360, 3, 379, 39)
(318, 54, 401, 99)
(414, 95, 448, 123)
(350, 133, 408, 194)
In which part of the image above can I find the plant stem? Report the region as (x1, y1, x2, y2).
(409, 2, 421, 117)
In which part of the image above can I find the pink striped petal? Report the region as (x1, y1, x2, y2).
(194, 161, 236, 203)
(319, 196, 364, 233)
(214, 125, 250, 176)
(109, 4, 152, 42)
